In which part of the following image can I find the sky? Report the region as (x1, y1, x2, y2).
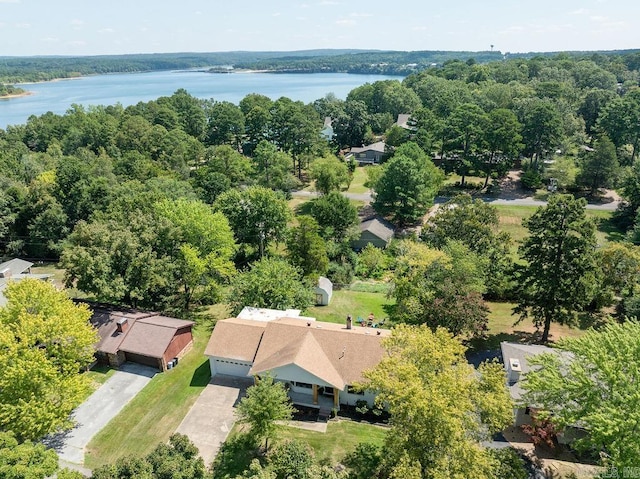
(0, 0, 638, 57)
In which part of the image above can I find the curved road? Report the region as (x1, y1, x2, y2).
(292, 190, 621, 211)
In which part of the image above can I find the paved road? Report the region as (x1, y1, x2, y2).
(291, 190, 620, 211)
(44, 363, 156, 466)
(175, 374, 252, 467)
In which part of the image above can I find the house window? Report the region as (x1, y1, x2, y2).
(347, 385, 364, 395)
(322, 386, 334, 397)
(525, 407, 531, 415)
(294, 381, 312, 389)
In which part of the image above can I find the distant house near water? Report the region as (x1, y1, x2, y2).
(346, 141, 387, 165)
(320, 117, 334, 141)
(352, 216, 395, 250)
(87, 302, 194, 371)
(0, 258, 52, 307)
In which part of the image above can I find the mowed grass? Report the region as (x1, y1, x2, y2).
(346, 166, 372, 194)
(85, 325, 213, 469)
(279, 420, 386, 465)
(305, 289, 394, 325)
(494, 205, 618, 252)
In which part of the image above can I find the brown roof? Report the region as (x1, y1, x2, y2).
(207, 317, 390, 389)
(87, 303, 194, 358)
(204, 318, 267, 362)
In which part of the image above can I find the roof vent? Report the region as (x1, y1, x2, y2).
(307, 322, 311, 327)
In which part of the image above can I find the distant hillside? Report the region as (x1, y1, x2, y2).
(1, 48, 639, 83)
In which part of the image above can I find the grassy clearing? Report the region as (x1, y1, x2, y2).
(304, 288, 394, 325)
(85, 325, 213, 469)
(494, 205, 618, 251)
(84, 364, 117, 392)
(279, 420, 386, 465)
(346, 166, 372, 194)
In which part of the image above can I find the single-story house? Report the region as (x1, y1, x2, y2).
(0, 258, 52, 307)
(205, 313, 390, 410)
(87, 302, 195, 371)
(320, 117, 334, 141)
(352, 216, 395, 250)
(314, 276, 333, 306)
(500, 342, 584, 445)
(347, 141, 387, 165)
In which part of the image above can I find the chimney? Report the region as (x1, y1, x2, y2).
(116, 318, 129, 334)
(346, 315, 352, 330)
(508, 358, 522, 383)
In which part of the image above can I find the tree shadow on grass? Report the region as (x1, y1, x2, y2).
(294, 200, 314, 216)
(211, 431, 260, 478)
(466, 330, 543, 353)
(189, 359, 212, 388)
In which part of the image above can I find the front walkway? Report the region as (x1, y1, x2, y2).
(44, 362, 156, 466)
(175, 374, 252, 467)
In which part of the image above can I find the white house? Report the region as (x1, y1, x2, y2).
(0, 258, 52, 307)
(205, 312, 389, 410)
(314, 276, 333, 306)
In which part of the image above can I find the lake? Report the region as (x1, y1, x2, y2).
(0, 70, 400, 129)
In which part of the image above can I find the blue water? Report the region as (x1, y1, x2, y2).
(0, 70, 400, 129)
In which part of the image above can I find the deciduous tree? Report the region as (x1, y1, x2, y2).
(229, 257, 313, 316)
(286, 216, 329, 280)
(236, 373, 294, 451)
(363, 324, 513, 479)
(372, 142, 443, 225)
(0, 280, 98, 440)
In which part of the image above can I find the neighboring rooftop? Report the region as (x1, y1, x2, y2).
(0, 258, 52, 307)
(360, 217, 395, 242)
(350, 140, 386, 154)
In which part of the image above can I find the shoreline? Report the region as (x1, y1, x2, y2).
(0, 91, 33, 100)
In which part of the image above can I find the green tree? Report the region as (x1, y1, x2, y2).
(268, 440, 315, 479)
(363, 324, 513, 479)
(372, 142, 443, 225)
(286, 216, 329, 280)
(392, 241, 489, 337)
(597, 89, 640, 164)
(236, 373, 294, 451)
(309, 192, 358, 242)
(421, 194, 513, 298)
(252, 140, 300, 193)
(521, 321, 640, 469)
(229, 257, 313, 316)
(576, 135, 619, 195)
(516, 98, 563, 166)
(514, 195, 598, 342)
(482, 108, 523, 188)
(445, 102, 487, 187)
(0, 432, 59, 479)
(202, 145, 253, 186)
(0, 280, 98, 440)
(309, 155, 349, 195)
(215, 186, 291, 257)
(205, 101, 245, 149)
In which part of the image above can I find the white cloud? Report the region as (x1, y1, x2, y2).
(350, 12, 372, 18)
(15, 22, 30, 28)
(319, 1, 339, 5)
(336, 19, 356, 25)
(590, 15, 608, 23)
(98, 28, 115, 34)
(499, 25, 524, 35)
(42, 36, 59, 43)
(0, 0, 20, 3)
(412, 26, 427, 31)
(67, 40, 87, 47)
(272, 12, 281, 17)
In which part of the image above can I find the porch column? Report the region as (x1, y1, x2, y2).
(333, 387, 339, 408)
(312, 384, 318, 405)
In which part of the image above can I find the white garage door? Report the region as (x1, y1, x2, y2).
(210, 357, 252, 377)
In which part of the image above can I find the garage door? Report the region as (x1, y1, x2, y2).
(210, 357, 251, 377)
(125, 352, 161, 369)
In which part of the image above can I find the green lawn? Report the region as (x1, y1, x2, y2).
(84, 364, 117, 394)
(279, 420, 386, 465)
(495, 205, 618, 251)
(85, 325, 213, 469)
(346, 166, 372, 194)
(305, 288, 394, 325)
(215, 420, 386, 476)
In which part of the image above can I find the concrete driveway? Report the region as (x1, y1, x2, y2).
(175, 374, 252, 466)
(44, 362, 156, 466)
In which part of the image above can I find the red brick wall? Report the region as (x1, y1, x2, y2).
(163, 327, 193, 364)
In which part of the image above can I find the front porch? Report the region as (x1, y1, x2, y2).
(289, 390, 335, 410)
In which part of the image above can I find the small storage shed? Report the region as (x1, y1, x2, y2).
(314, 276, 333, 306)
